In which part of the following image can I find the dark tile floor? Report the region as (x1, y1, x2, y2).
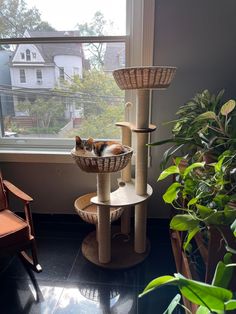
(0, 215, 181, 314)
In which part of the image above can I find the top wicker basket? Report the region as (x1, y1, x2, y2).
(71, 146, 133, 173)
(113, 66, 177, 90)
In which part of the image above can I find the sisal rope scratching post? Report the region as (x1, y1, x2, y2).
(120, 120, 132, 235)
(118, 102, 133, 235)
(135, 89, 150, 253)
(97, 173, 111, 263)
(136, 90, 150, 129)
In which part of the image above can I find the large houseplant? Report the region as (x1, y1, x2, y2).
(140, 90, 236, 312)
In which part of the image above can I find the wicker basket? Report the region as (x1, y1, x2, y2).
(74, 192, 124, 224)
(71, 146, 133, 173)
(113, 66, 177, 90)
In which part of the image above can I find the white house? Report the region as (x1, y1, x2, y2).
(10, 30, 85, 118)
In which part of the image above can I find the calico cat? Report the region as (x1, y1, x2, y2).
(75, 136, 127, 157)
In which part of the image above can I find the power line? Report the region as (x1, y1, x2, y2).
(0, 84, 124, 102)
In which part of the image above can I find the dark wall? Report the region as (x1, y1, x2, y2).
(148, 0, 236, 217)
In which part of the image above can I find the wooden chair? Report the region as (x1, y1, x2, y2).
(0, 173, 42, 273)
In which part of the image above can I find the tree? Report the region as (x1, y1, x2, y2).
(17, 97, 65, 130)
(0, 0, 55, 38)
(58, 70, 125, 139)
(76, 11, 110, 69)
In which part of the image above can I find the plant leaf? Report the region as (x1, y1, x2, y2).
(211, 256, 233, 289)
(163, 294, 181, 314)
(183, 227, 200, 251)
(196, 204, 213, 219)
(194, 111, 217, 121)
(163, 182, 182, 204)
(157, 165, 180, 181)
(183, 162, 205, 178)
(231, 219, 236, 237)
(225, 299, 236, 310)
(175, 274, 233, 310)
(220, 99, 236, 116)
(170, 214, 199, 231)
(139, 276, 177, 298)
(196, 306, 224, 314)
(187, 197, 198, 207)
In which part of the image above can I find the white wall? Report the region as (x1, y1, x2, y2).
(2, 0, 236, 217)
(10, 66, 55, 89)
(12, 44, 44, 63)
(54, 55, 83, 82)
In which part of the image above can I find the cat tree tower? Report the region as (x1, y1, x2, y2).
(71, 66, 176, 268)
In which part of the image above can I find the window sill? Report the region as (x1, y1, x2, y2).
(0, 149, 74, 163)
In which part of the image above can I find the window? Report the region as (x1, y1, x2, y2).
(0, 0, 154, 156)
(19, 69, 26, 83)
(73, 67, 79, 76)
(36, 69, 42, 79)
(36, 69, 42, 84)
(20, 52, 25, 60)
(26, 49, 31, 61)
(59, 67, 65, 81)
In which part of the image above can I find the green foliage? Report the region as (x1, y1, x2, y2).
(0, 0, 54, 38)
(17, 97, 65, 129)
(158, 152, 236, 236)
(150, 90, 236, 169)
(139, 255, 236, 313)
(61, 70, 124, 139)
(68, 103, 124, 139)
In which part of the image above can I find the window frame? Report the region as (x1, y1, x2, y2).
(0, 0, 155, 162)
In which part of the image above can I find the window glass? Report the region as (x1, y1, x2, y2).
(0, 0, 127, 143)
(0, 0, 126, 38)
(1, 41, 125, 139)
(19, 69, 26, 83)
(26, 49, 31, 61)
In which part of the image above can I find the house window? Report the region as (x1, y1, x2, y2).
(0, 0, 154, 155)
(73, 67, 79, 76)
(20, 53, 25, 60)
(59, 67, 65, 80)
(26, 49, 31, 61)
(36, 69, 42, 83)
(19, 69, 26, 83)
(36, 69, 42, 79)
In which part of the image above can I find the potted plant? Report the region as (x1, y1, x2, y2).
(150, 90, 236, 169)
(139, 153, 236, 313)
(140, 90, 236, 312)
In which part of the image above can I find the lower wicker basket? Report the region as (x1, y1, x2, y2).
(74, 192, 124, 224)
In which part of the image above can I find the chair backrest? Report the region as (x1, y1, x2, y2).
(0, 173, 7, 211)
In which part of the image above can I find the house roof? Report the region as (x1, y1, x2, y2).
(12, 30, 84, 63)
(104, 42, 125, 72)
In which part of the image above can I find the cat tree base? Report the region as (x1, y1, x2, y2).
(82, 226, 150, 269)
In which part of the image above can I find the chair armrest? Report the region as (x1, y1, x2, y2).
(3, 180, 33, 202)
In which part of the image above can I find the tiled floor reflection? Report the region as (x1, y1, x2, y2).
(0, 216, 179, 314)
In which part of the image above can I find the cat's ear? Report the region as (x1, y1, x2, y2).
(87, 137, 94, 145)
(75, 136, 82, 148)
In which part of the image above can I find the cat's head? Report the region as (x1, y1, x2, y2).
(75, 136, 94, 152)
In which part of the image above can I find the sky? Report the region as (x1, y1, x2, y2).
(26, 0, 126, 35)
